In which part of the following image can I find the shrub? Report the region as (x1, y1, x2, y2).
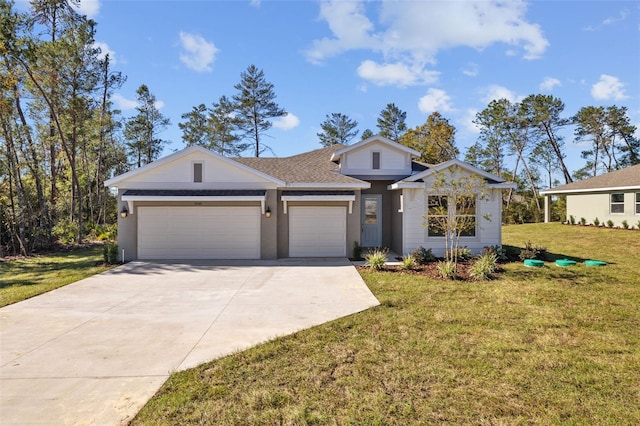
(637, 220, 640, 229)
(365, 248, 388, 271)
(96, 223, 118, 241)
(580, 217, 586, 225)
(470, 253, 498, 281)
(454, 246, 473, 261)
(607, 220, 614, 228)
(52, 217, 78, 244)
(593, 217, 600, 227)
(518, 241, 547, 261)
(103, 243, 119, 264)
(352, 241, 363, 259)
(400, 254, 416, 270)
(410, 246, 435, 265)
(622, 220, 629, 229)
(437, 261, 456, 280)
(482, 245, 507, 262)
(569, 215, 576, 225)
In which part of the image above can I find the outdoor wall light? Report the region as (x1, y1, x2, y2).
(265, 206, 272, 218)
(120, 205, 129, 218)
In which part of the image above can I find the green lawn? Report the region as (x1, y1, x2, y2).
(0, 245, 115, 307)
(132, 223, 640, 425)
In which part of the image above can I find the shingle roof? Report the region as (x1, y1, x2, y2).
(234, 145, 368, 185)
(123, 189, 266, 197)
(541, 164, 640, 194)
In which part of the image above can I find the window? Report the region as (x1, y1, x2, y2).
(372, 152, 380, 170)
(610, 193, 624, 214)
(427, 196, 447, 237)
(193, 162, 203, 183)
(427, 195, 477, 237)
(636, 193, 640, 215)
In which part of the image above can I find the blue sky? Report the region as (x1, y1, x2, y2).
(19, 0, 640, 176)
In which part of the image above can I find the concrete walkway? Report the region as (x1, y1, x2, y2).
(0, 259, 379, 426)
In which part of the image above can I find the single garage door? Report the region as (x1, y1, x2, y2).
(137, 206, 260, 259)
(289, 206, 346, 257)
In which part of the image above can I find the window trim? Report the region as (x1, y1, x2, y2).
(610, 192, 624, 214)
(635, 193, 640, 215)
(193, 161, 203, 183)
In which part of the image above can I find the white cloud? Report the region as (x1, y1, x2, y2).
(273, 113, 300, 130)
(306, 0, 549, 83)
(460, 108, 481, 134)
(93, 41, 117, 64)
(591, 74, 628, 100)
(112, 94, 138, 111)
(539, 77, 561, 91)
(72, 0, 100, 19)
(250, 0, 261, 7)
(357, 60, 439, 87)
(462, 63, 479, 77)
(112, 94, 165, 111)
(481, 84, 520, 104)
(418, 88, 453, 114)
(178, 31, 219, 72)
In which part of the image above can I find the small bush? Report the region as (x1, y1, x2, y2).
(518, 241, 547, 261)
(622, 220, 629, 229)
(103, 243, 119, 264)
(365, 248, 388, 271)
(482, 245, 507, 262)
(52, 217, 78, 244)
(352, 241, 363, 259)
(96, 223, 118, 241)
(637, 220, 640, 229)
(580, 217, 586, 225)
(607, 220, 614, 228)
(569, 215, 576, 225)
(454, 246, 473, 261)
(470, 253, 498, 281)
(593, 217, 600, 227)
(437, 261, 456, 280)
(410, 246, 435, 265)
(400, 254, 416, 270)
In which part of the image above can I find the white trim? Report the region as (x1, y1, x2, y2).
(121, 194, 268, 214)
(405, 159, 508, 183)
(540, 185, 640, 195)
(330, 135, 420, 162)
(281, 195, 355, 214)
(388, 181, 516, 190)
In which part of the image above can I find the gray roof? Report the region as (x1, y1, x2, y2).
(234, 145, 367, 185)
(541, 164, 640, 194)
(282, 190, 355, 196)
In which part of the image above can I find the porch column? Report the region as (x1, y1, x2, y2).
(544, 195, 550, 223)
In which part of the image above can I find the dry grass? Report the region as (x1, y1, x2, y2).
(130, 223, 639, 424)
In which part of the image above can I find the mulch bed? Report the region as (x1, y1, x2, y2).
(356, 261, 505, 281)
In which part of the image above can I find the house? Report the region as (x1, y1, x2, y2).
(104, 136, 515, 261)
(540, 164, 640, 226)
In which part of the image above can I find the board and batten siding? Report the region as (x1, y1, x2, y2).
(340, 142, 411, 176)
(401, 188, 502, 257)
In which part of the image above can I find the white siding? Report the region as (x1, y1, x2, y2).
(289, 206, 347, 257)
(340, 142, 411, 176)
(402, 188, 502, 257)
(138, 206, 260, 259)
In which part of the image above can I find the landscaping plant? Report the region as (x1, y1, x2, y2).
(607, 219, 614, 228)
(364, 249, 388, 271)
(469, 252, 498, 281)
(593, 217, 600, 227)
(436, 260, 456, 280)
(410, 246, 435, 265)
(400, 254, 416, 270)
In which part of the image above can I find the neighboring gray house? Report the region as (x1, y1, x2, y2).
(540, 164, 640, 226)
(104, 136, 514, 261)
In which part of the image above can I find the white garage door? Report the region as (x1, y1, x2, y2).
(137, 206, 260, 259)
(289, 206, 346, 257)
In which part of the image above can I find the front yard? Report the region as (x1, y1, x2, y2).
(131, 223, 640, 424)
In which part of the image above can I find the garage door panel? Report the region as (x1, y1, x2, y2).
(289, 206, 346, 257)
(138, 206, 260, 259)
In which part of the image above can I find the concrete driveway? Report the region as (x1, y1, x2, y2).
(0, 259, 379, 426)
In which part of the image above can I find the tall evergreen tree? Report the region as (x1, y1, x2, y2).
(400, 112, 458, 164)
(124, 85, 170, 167)
(376, 103, 407, 141)
(179, 104, 209, 147)
(317, 112, 359, 146)
(232, 64, 286, 157)
(209, 95, 247, 156)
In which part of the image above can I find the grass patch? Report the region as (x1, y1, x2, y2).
(132, 223, 640, 424)
(0, 245, 115, 307)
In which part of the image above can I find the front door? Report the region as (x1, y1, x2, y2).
(361, 194, 382, 247)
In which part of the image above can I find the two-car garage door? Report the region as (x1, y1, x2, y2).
(137, 206, 260, 259)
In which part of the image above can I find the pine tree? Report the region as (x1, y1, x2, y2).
(376, 103, 407, 141)
(317, 113, 359, 146)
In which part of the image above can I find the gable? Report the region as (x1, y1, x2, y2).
(332, 136, 419, 178)
(104, 146, 283, 190)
